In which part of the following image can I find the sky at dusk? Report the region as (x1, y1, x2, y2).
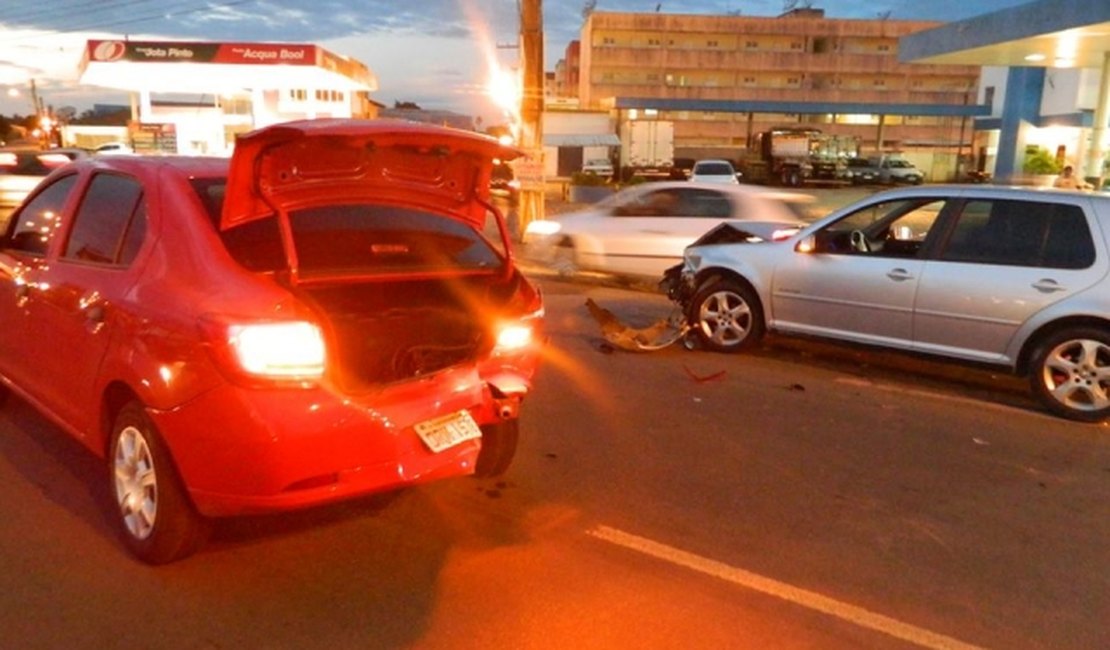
(0, 0, 1032, 122)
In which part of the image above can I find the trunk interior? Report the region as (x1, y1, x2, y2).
(301, 274, 517, 391)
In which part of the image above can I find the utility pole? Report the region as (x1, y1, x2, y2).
(517, 0, 544, 237)
(29, 79, 44, 118)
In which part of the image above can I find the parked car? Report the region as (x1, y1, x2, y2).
(524, 181, 810, 278)
(0, 147, 88, 227)
(581, 158, 614, 177)
(844, 157, 881, 185)
(665, 185, 1110, 421)
(0, 120, 544, 563)
(93, 141, 134, 155)
(876, 155, 925, 184)
(689, 159, 741, 184)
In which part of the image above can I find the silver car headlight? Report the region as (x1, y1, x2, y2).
(524, 220, 562, 237)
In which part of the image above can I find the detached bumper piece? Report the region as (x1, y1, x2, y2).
(584, 298, 690, 352)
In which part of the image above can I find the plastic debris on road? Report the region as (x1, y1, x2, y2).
(585, 298, 690, 352)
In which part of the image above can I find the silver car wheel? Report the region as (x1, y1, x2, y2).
(113, 424, 158, 541)
(1041, 338, 1110, 413)
(698, 289, 753, 347)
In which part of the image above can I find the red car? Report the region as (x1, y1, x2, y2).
(0, 120, 544, 563)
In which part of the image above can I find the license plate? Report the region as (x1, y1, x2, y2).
(414, 410, 482, 453)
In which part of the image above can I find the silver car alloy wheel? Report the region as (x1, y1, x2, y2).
(113, 425, 159, 541)
(1041, 337, 1110, 413)
(698, 289, 753, 347)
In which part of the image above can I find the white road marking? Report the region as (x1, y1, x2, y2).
(588, 525, 985, 650)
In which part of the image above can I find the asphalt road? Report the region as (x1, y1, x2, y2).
(1, 277, 1108, 650)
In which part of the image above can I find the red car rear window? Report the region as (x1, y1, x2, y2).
(190, 179, 504, 275)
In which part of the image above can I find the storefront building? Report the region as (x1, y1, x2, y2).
(77, 40, 378, 155)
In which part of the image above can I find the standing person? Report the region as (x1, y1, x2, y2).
(1054, 165, 1092, 190)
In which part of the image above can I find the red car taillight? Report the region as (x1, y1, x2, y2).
(494, 323, 535, 353)
(201, 317, 326, 386)
(493, 282, 544, 355)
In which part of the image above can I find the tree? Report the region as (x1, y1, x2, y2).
(393, 101, 421, 110)
(0, 114, 10, 143)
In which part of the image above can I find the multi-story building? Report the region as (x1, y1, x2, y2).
(573, 8, 985, 178)
(554, 40, 581, 98)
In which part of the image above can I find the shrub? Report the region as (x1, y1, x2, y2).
(570, 171, 609, 186)
(1023, 147, 1062, 175)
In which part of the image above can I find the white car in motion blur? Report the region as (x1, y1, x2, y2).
(524, 181, 811, 279)
(0, 147, 88, 228)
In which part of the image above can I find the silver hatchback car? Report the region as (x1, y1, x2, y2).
(667, 185, 1110, 421)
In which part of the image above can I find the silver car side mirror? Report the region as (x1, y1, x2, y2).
(796, 234, 817, 253)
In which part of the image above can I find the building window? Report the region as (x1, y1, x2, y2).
(790, 42, 802, 50)
(878, 44, 891, 52)
(602, 37, 616, 46)
(873, 79, 886, 87)
(984, 86, 996, 107)
(745, 41, 758, 49)
(707, 40, 719, 48)
(648, 38, 661, 46)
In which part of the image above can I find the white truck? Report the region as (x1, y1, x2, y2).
(621, 120, 675, 176)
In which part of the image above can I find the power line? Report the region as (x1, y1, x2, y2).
(0, 0, 157, 26)
(2, 0, 260, 44)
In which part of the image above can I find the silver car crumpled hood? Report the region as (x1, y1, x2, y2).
(688, 220, 802, 247)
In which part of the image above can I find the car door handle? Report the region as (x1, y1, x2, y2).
(1031, 279, 1066, 294)
(79, 291, 106, 323)
(886, 268, 914, 282)
(84, 303, 106, 323)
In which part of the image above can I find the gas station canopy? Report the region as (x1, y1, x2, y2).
(900, 0, 1110, 68)
(78, 40, 378, 94)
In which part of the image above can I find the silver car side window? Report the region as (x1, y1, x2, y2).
(939, 199, 1094, 269)
(818, 198, 945, 257)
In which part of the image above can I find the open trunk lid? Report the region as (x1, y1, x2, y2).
(221, 119, 519, 233)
